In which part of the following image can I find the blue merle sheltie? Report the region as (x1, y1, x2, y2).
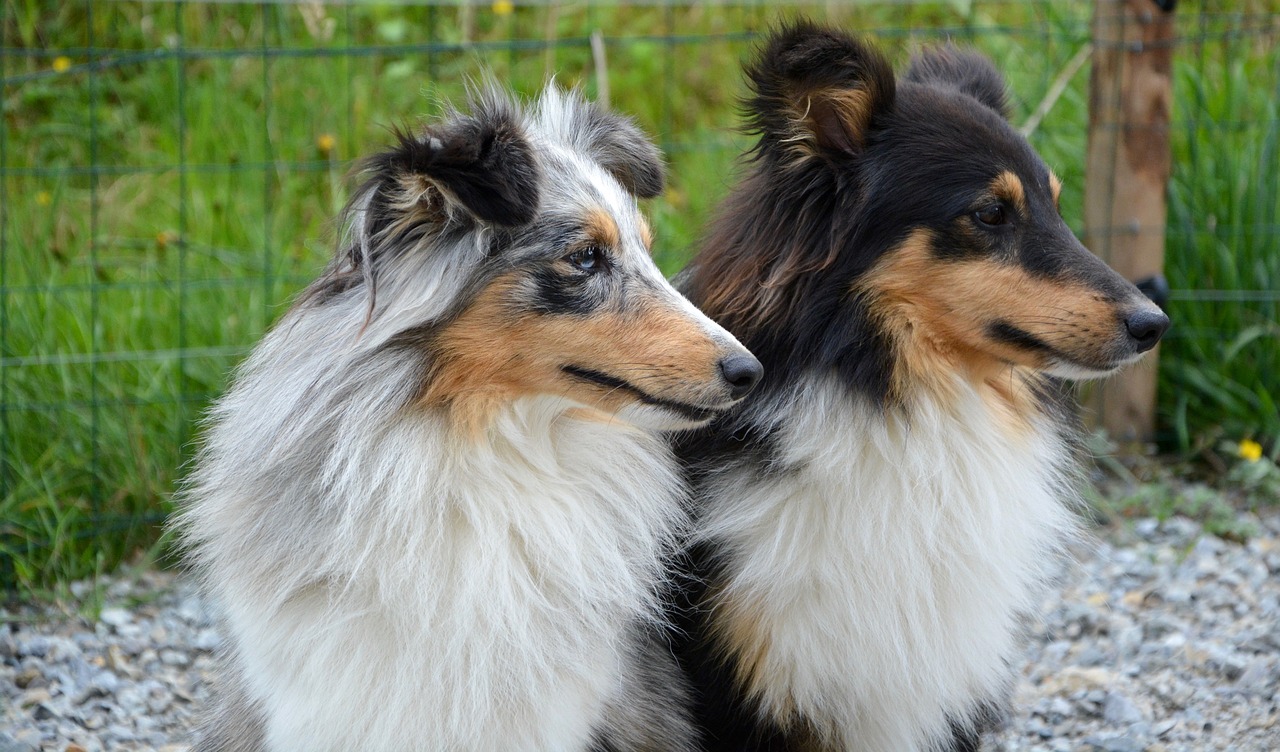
(670, 22, 1169, 752)
(175, 86, 761, 752)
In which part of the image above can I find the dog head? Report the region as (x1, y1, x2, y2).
(687, 22, 1167, 403)
(312, 87, 760, 433)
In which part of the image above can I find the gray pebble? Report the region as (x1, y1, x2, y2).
(90, 669, 121, 696)
(1102, 691, 1145, 725)
(0, 731, 38, 752)
(98, 607, 132, 628)
(1083, 734, 1144, 752)
(15, 636, 48, 658)
(5, 513, 1280, 752)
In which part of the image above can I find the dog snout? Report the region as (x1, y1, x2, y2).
(1124, 308, 1169, 353)
(718, 353, 763, 400)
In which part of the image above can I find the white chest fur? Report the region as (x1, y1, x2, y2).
(699, 376, 1079, 751)
(193, 396, 685, 752)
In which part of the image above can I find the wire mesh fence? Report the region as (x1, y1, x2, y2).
(1, 1, 1277, 590)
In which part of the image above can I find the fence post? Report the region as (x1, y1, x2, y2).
(1083, 0, 1176, 444)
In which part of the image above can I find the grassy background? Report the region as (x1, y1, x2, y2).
(1, 1, 1277, 595)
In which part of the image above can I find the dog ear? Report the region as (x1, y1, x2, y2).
(562, 96, 665, 198)
(374, 100, 541, 228)
(745, 20, 896, 160)
(904, 45, 1009, 120)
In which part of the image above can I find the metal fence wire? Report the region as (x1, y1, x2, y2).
(1, 1, 1278, 587)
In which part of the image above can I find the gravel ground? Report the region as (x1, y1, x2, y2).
(3, 512, 1278, 752)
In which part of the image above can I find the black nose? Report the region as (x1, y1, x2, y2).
(1125, 309, 1170, 352)
(718, 354, 763, 400)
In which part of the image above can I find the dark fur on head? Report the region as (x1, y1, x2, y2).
(681, 21, 901, 411)
(903, 45, 1009, 118)
(373, 108, 542, 227)
(744, 19, 896, 161)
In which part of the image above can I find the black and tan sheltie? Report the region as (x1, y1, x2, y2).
(671, 22, 1169, 752)
(176, 86, 761, 752)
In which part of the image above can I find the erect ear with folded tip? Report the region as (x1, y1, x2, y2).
(573, 101, 666, 199)
(746, 19, 897, 160)
(904, 45, 1010, 120)
(377, 106, 542, 227)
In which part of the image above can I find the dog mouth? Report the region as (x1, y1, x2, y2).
(560, 365, 728, 423)
(986, 321, 1156, 380)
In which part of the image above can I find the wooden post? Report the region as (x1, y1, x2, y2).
(1083, 0, 1175, 444)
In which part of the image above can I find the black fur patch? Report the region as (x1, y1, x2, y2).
(561, 366, 717, 423)
(987, 320, 1055, 354)
(373, 107, 541, 227)
(526, 265, 608, 316)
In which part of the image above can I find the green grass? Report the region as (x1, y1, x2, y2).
(0, 1, 1275, 596)
(1161, 8, 1280, 451)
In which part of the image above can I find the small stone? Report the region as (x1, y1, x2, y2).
(89, 669, 120, 696)
(13, 666, 41, 689)
(1151, 719, 1177, 737)
(31, 702, 60, 721)
(1083, 734, 1143, 752)
(1103, 691, 1146, 725)
(16, 636, 49, 658)
(43, 637, 80, 663)
(193, 628, 221, 652)
(20, 687, 52, 708)
(1049, 697, 1074, 719)
(102, 724, 134, 744)
(97, 608, 131, 628)
(1237, 659, 1277, 693)
(0, 632, 17, 660)
(0, 730, 38, 752)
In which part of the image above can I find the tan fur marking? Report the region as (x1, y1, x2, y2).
(857, 229, 1118, 425)
(421, 273, 725, 435)
(1049, 171, 1063, 208)
(992, 170, 1027, 215)
(637, 214, 653, 252)
(713, 591, 774, 703)
(583, 207, 621, 250)
(781, 87, 876, 161)
(712, 592, 844, 750)
(383, 174, 447, 237)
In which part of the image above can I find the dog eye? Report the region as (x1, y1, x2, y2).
(973, 205, 1007, 227)
(567, 246, 604, 272)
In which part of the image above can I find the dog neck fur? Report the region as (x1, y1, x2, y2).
(699, 374, 1081, 750)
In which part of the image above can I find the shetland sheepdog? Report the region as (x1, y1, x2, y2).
(176, 86, 761, 752)
(670, 22, 1169, 752)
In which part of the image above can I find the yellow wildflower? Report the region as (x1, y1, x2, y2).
(316, 133, 336, 156)
(52, 56, 72, 73)
(1239, 439, 1263, 462)
(492, 0, 515, 16)
(36, 191, 52, 207)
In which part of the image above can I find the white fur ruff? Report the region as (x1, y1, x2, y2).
(180, 327, 688, 752)
(700, 375, 1080, 751)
